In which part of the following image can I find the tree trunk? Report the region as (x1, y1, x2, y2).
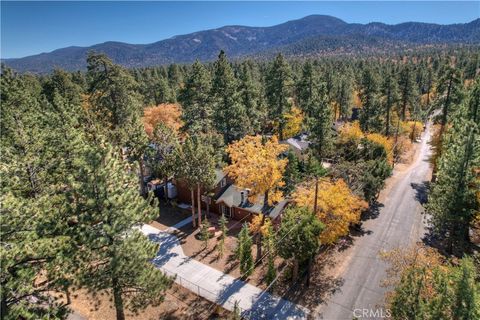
(206, 196, 210, 219)
(190, 188, 196, 228)
(292, 259, 299, 282)
(138, 159, 146, 198)
(197, 184, 202, 228)
(385, 100, 391, 136)
(393, 117, 401, 166)
(263, 190, 269, 212)
(65, 287, 71, 305)
(1, 296, 8, 320)
(306, 257, 313, 287)
(112, 277, 125, 320)
(314, 176, 319, 215)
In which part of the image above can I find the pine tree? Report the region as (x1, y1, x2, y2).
(381, 67, 400, 136)
(86, 53, 148, 195)
(200, 219, 212, 250)
(179, 60, 214, 135)
(390, 267, 428, 319)
(265, 54, 294, 140)
(426, 79, 479, 254)
(86, 53, 145, 149)
(277, 207, 323, 281)
(436, 64, 464, 134)
(0, 69, 75, 319)
(398, 64, 418, 121)
(452, 257, 480, 319)
(43, 69, 82, 106)
(283, 150, 302, 194)
(167, 64, 183, 102)
(237, 224, 254, 278)
(238, 60, 266, 134)
(307, 81, 333, 159)
(359, 67, 383, 132)
(211, 51, 250, 143)
(175, 136, 216, 227)
(64, 146, 172, 320)
(337, 75, 354, 120)
(296, 61, 316, 116)
(150, 123, 179, 201)
(263, 223, 277, 288)
(217, 214, 228, 258)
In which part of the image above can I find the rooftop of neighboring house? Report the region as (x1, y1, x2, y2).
(281, 133, 310, 153)
(215, 184, 289, 220)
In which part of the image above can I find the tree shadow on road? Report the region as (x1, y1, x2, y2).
(361, 201, 384, 221)
(410, 181, 430, 205)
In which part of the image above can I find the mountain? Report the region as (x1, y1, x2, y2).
(3, 15, 480, 73)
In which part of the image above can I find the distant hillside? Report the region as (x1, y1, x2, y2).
(3, 15, 480, 73)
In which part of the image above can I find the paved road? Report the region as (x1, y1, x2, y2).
(316, 124, 433, 320)
(141, 224, 309, 319)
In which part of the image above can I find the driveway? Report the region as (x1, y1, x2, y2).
(315, 124, 433, 319)
(141, 224, 309, 319)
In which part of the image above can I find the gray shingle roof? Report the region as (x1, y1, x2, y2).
(216, 184, 288, 218)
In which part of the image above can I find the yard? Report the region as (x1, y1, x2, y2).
(65, 283, 231, 319)
(151, 204, 291, 292)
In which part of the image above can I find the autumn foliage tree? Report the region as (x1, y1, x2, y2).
(381, 244, 480, 319)
(143, 103, 183, 137)
(226, 135, 288, 260)
(225, 135, 288, 208)
(281, 106, 304, 139)
(293, 179, 367, 244)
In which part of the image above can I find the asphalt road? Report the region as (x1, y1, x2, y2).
(316, 124, 433, 320)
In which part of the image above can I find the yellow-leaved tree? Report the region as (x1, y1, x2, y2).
(225, 135, 288, 207)
(143, 103, 183, 138)
(226, 135, 288, 261)
(338, 121, 363, 144)
(293, 179, 368, 244)
(282, 106, 304, 139)
(249, 214, 273, 237)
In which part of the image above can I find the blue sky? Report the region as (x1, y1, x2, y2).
(2, 1, 479, 58)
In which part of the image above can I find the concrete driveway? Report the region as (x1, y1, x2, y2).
(141, 224, 309, 319)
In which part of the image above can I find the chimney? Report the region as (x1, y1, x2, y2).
(240, 191, 246, 205)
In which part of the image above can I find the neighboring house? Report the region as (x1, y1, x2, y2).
(215, 186, 289, 223)
(280, 133, 310, 158)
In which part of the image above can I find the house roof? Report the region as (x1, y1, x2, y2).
(214, 168, 226, 186)
(281, 133, 310, 152)
(215, 184, 289, 219)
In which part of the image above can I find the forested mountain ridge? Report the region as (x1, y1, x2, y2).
(3, 15, 480, 73)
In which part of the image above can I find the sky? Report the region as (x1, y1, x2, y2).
(2, 1, 479, 59)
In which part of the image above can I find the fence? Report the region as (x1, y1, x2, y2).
(161, 268, 249, 318)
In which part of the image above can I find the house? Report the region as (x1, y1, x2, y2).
(174, 168, 289, 222)
(174, 169, 232, 214)
(280, 133, 310, 158)
(215, 186, 289, 223)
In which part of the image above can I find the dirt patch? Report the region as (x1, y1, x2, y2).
(66, 283, 230, 320)
(176, 213, 286, 290)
